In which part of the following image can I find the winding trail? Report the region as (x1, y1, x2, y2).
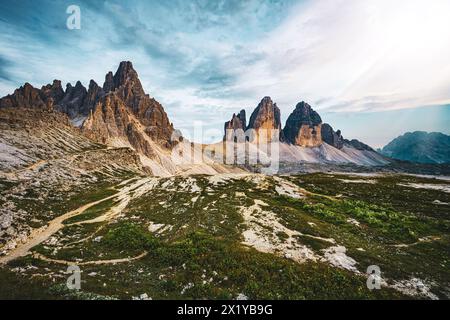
(32, 251, 148, 266)
(0, 177, 156, 265)
(390, 236, 442, 248)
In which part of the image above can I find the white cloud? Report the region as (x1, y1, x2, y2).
(236, 0, 450, 113)
(1, 0, 449, 144)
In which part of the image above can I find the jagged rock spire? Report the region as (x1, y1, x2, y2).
(0, 82, 47, 109)
(224, 109, 246, 132)
(83, 61, 175, 153)
(103, 71, 114, 93)
(245, 97, 282, 142)
(322, 123, 344, 149)
(247, 97, 282, 131)
(282, 101, 323, 147)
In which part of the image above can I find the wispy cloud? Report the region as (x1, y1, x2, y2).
(238, 0, 450, 114)
(0, 0, 449, 143)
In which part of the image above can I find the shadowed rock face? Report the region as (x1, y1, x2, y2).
(57, 81, 88, 118)
(81, 80, 104, 116)
(40, 80, 65, 107)
(0, 83, 47, 109)
(322, 123, 344, 149)
(103, 71, 115, 93)
(344, 139, 374, 151)
(282, 101, 323, 147)
(224, 110, 246, 140)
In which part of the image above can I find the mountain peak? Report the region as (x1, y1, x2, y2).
(224, 109, 246, 139)
(282, 101, 322, 147)
(103, 71, 114, 93)
(248, 96, 281, 130)
(292, 101, 322, 125)
(381, 131, 450, 164)
(246, 96, 281, 142)
(113, 61, 143, 91)
(83, 61, 175, 153)
(117, 60, 134, 71)
(102, 61, 144, 97)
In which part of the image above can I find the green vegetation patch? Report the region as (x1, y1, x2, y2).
(64, 198, 117, 225)
(103, 222, 159, 251)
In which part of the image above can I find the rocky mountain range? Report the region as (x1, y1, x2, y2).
(0, 61, 174, 149)
(381, 131, 450, 164)
(0, 62, 180, 174)
(223, 97, 375, 151)
(1, 61, 386, 172)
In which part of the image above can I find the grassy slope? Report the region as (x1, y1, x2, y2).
(1, 173, 448, 300)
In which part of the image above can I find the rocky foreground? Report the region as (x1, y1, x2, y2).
(0, 168, 449, 299)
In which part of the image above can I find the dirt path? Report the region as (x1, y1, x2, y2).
(32, 251, 148, 266)
(0, 177, 155, 265)
(2, 159, 48, 180)
(0, 195, 117, 265)
(5, 146, 112, 178)
(391, 236, 441, 248)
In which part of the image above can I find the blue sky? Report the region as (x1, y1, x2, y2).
(0, 0, 449, 147)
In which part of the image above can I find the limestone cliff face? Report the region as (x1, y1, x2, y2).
(81, 94, 130, 144)
(282, 101, 323, 147)
(322, 123, 344, 149)
(224, 110, 246, 140)
(81, 61, 174, 156)
(0, 61, 176, 159)
(81, 93, 157, 158)
(40, 80, 65, 107)
(0, 83, 48, 109)
(247, 97, 282, 142)
(224, 110, 246, 131)
(293, 124, 323, 147)
(98, 61, 174, 146)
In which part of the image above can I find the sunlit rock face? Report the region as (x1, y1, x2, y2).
(247, 96, 282, 143)
(82, 61, 175, 154)
(282, 101, 323, 147)
(0, 60, 176, 161)
(0, 83, 47, 109)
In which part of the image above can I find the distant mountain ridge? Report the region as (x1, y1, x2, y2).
(381, 131, 450, 164)
(1, 61, 388, 170)
(224, 97, 376, 152)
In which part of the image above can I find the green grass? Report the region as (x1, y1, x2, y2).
(1, 172, 448, 299)
(11, 231, 405, 300)
(0, 267, 58, 300)
(64, 198, 116, 225)
(103, 222, 159, 251)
